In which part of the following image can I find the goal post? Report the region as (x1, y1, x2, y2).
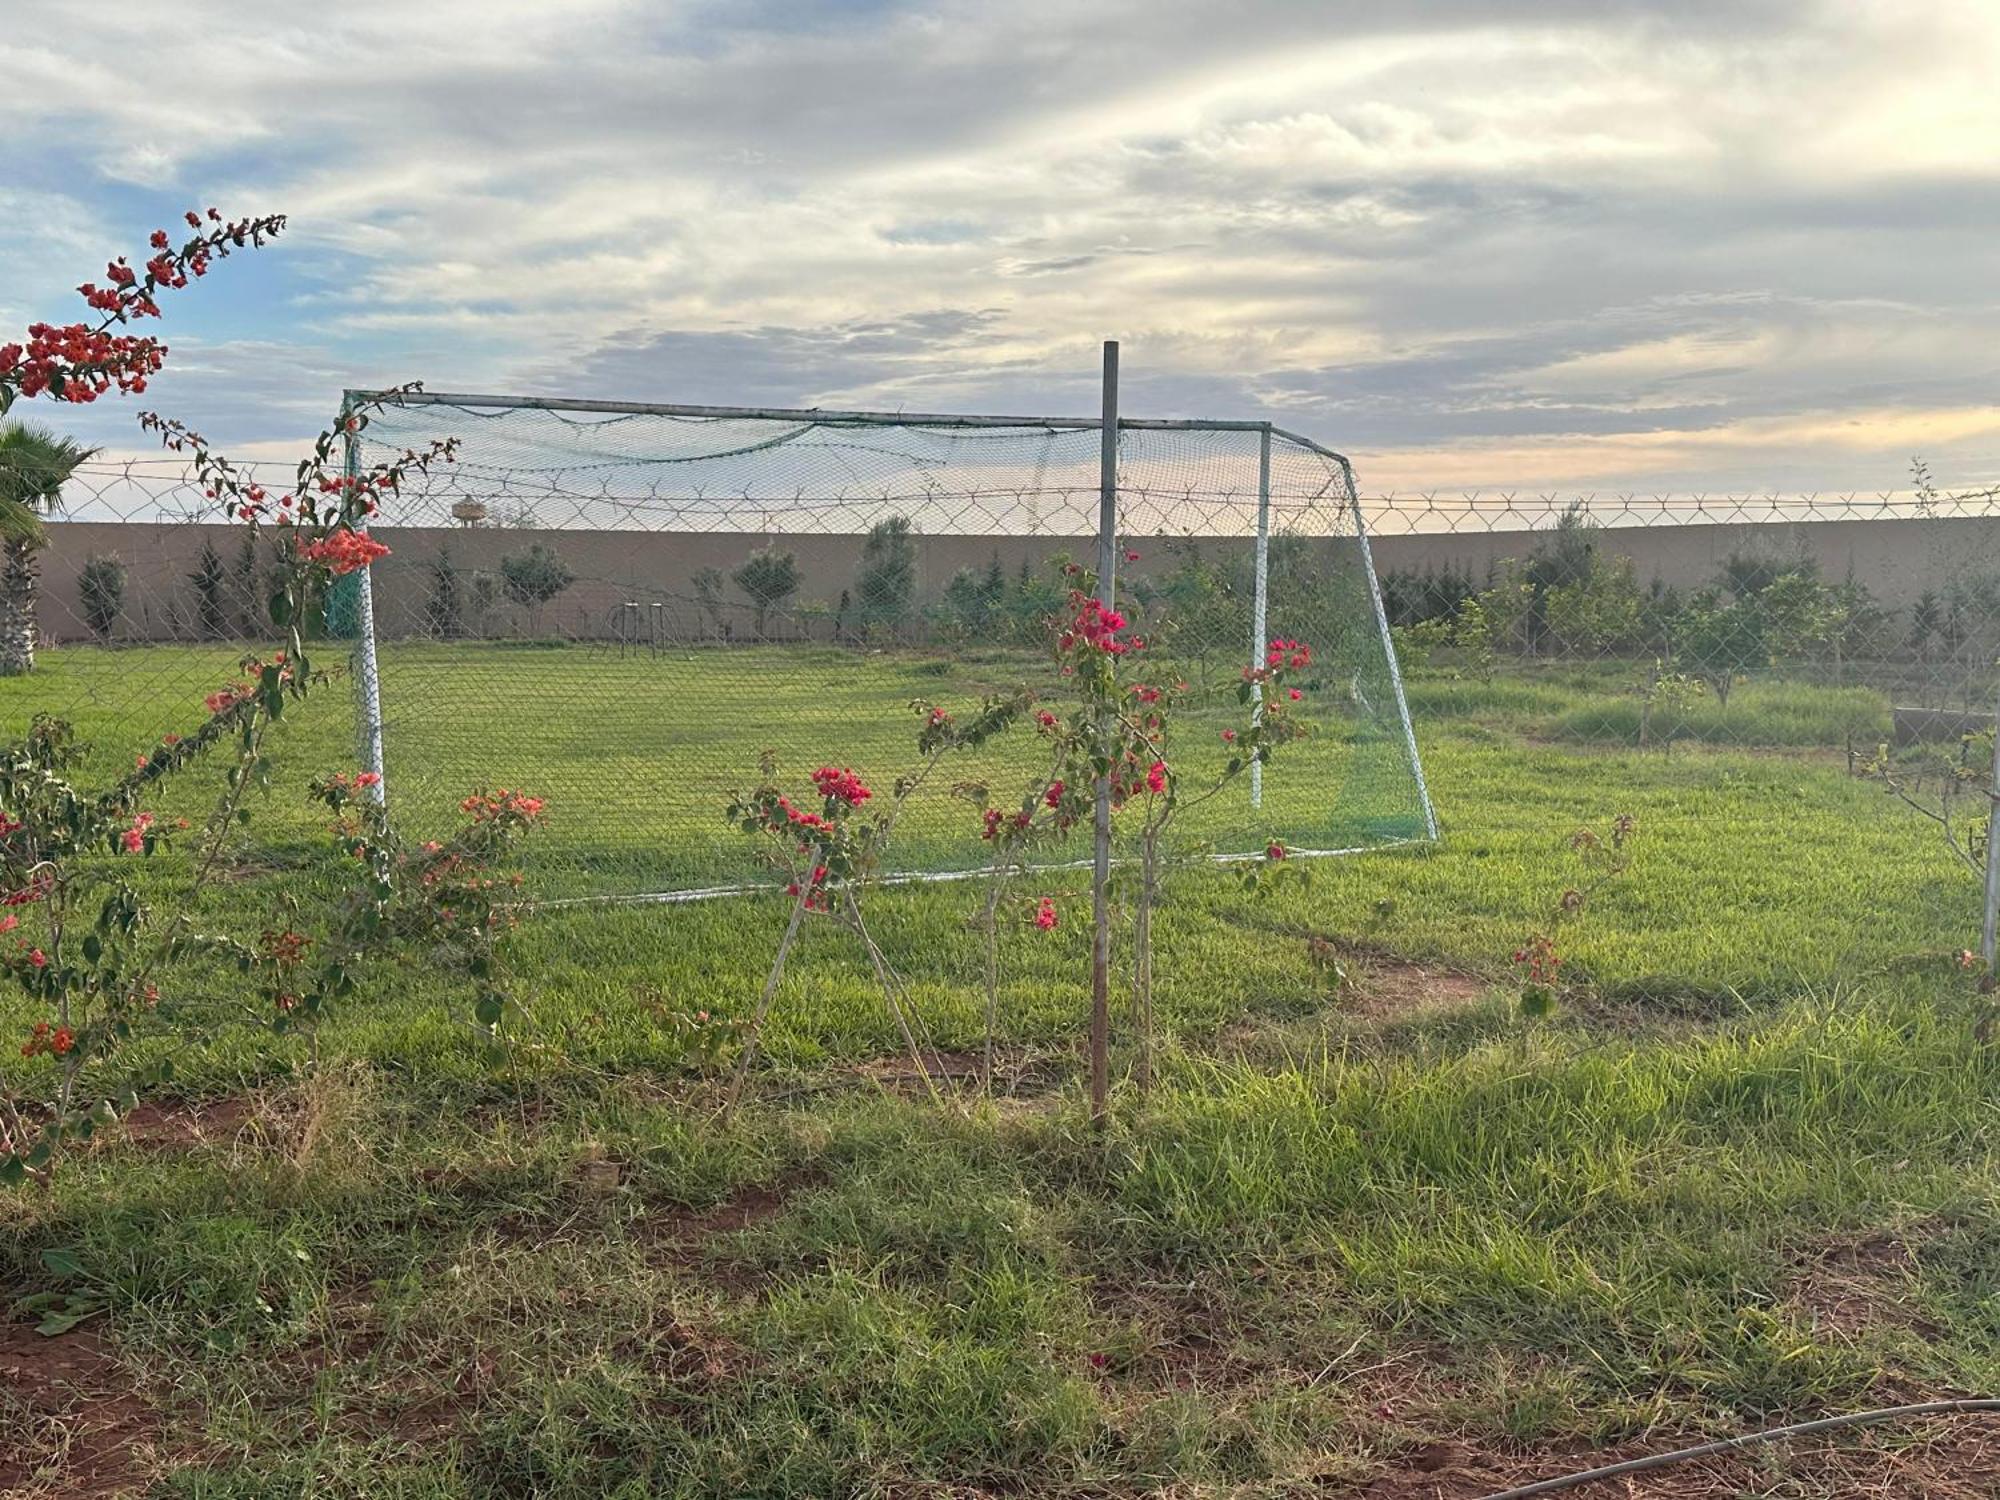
(342, 382, 1436, 901)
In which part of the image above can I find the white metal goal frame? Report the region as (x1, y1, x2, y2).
(338, 349, 1437, 902)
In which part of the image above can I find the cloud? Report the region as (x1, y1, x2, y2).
(2, 0, 1997, 494)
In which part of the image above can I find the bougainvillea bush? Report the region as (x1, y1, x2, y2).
(0, 214, 544, 1183)
(1028, 565, 1317, 1101)
(721, 553, 1321, 1115)
(723, 693, 1027, 1108)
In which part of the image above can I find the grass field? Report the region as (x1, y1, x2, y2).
(3, 644, 1998, 1497)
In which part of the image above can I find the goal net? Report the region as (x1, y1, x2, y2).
(344, 393, 1436, 901)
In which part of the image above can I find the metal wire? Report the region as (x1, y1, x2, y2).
(1474, 1398, 2000, 1500)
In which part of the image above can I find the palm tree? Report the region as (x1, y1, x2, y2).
(0, 423, 99, 675)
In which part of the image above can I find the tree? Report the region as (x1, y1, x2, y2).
(77, 553, 126, 640)
(425, 545, 463, 639)
(936, 556, 1007, 638)
(731, 546, 800, 637)
(499, 542, 574, 634)
(0, 422, 99, 674)
(1673, 590, 1766, 708)
(855, 516, 917, 633)
(469, 570, 500, 637)
(692, 566, 728, 639)
(188, 538, 228, 639)
(231, 527, 262, 637)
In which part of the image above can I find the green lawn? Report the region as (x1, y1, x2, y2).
(2, 645, 1996, 1498)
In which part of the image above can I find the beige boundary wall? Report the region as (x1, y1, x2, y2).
(27, 513, 2000, 645)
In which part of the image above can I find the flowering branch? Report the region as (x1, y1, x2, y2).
(0, 209, 284, 413)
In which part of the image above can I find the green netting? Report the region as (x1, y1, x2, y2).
(345, 395, 1434, 900)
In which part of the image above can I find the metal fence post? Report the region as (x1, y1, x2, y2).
(1090, 340, 1119, 1127)
(1250, 424, 1272, 809)
(343, 393, 388, 808)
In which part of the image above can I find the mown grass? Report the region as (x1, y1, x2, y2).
(2, 646, 1997, 1497)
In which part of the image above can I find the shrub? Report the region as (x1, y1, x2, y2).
(499, 543, 575, 633)
(855, 516, 916, 632)
(76, 553, 125, 640)
(732, 546, 800, 637)
(187, 538, 228, 639)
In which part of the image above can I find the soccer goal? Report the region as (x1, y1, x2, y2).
(340, 369, 1435, 902)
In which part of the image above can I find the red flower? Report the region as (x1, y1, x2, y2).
(810, 766, 871, 806)
(28, 948, 47, 968)
(1266, 842, 1287, 861)
(1125, 550, 1140, 562)
(1146, 760, 1168, 794)
(1221, 729, 1237, 744)
(1044, 780, 1065, 808)
(1033, 897, 1058, 931)
(1036, 709, 1058, 730)
(299, 529, 391, 576)
(0, 915, 15, 934)
(1288, 688, 1303, 701)
(355, 771, 382, 788)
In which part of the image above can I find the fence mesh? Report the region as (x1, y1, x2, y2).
(9, 430, 2000, 910)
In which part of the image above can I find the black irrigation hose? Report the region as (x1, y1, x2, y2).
(1474, 1399, 2000, 1500)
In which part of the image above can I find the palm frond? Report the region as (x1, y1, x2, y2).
(0, 496, 47, 548)
(0, 422, 101, 517)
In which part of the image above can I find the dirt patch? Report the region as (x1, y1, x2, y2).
(116, 1096, 257, 1150)
(849, 1044, 1070, 1100)
(1090, 1275, 1263, 1394)
(1342, 956, 1492, 1019)
(0, 1320, 159, 1498)
(1786, 1227, 1935, 1339)
(642, 1174, 813, 1295)
(1297, 934, 1492, 1021)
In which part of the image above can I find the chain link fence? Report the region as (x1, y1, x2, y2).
(1362, 487, 2000, 752)
(8, 434, 2000, 917)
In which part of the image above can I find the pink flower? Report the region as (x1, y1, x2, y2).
(28, 948, 47, 968)
(1221, 729, 1236, 744)
(355, 771, 382, 788)
(1288, 688, 1303, 701)
(1033, 897, 1058, 931)
(1045, 780, 1065, 808)
(1146, 761, 1167, 795)
(1266, 842, 1287, 861)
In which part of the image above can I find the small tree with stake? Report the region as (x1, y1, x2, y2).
(499, 542, 574, 636)
(732, 546, 800, 638)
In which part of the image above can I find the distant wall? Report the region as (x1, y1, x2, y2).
(28, 514, 2000, 644)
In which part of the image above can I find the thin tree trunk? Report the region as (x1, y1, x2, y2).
(0, 539, 38, 676)
(723, 883, 812, 1118)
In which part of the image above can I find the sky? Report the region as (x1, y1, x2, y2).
(4, 0, 1998, 495)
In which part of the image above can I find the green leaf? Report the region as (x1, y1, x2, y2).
(81, 934, 101, 963)
(36, 1300, 103, 1337)
(40, 1247, 84, 1279)
(474, 993, 505, 1027)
